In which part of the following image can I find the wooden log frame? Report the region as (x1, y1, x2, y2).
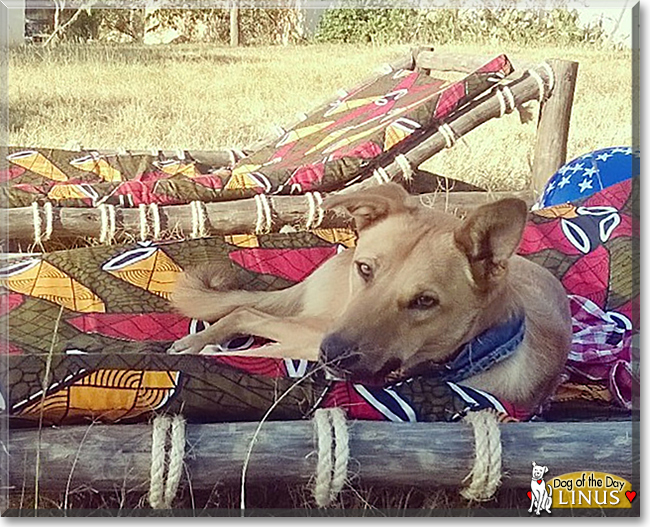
(2, 57, 568, 244)
(7, 420, 634, 493)
(1, 190, 535, 243)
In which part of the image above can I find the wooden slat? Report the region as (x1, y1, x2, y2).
(0, 190, 535, 243)
(531, 59, 580, 194)
(415, 50, 533, 74)
(7, 420, 634, 493)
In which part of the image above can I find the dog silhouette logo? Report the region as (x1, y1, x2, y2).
(528, 461, 553, 515)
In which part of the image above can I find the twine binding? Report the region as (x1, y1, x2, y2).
(254, 194, 273, 235)
(312, 408, 349, 508)
(461, 410, 503, 502)
(149, 415, 186, 509)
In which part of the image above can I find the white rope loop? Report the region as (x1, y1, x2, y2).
(98, 204, 116, 244)
(149, 203, 162, 241)
(43, 202, 53, 241)
(254, 193, 273, 235)
(31, 202, 54, 245)
(501, 86, 516, 114)
(495, 88, 507, 117)
(31, 202, 42, 245)
(138, 203, 149, 242)
(304, 191, 324, 230)
(149, 415, 170, 509)
(438, 123, 457, 149)
(149, 414, 186, 509)
(540, 61, 555, 94)
(395, 153, 415, 180)
(312, 407, 349, 508)
(461, 410, 503, 502)
(527, 68, 547, 103)
(190, 200, 208, 239)
(372, 167, 391, 185)
(328, 407, 349, 503)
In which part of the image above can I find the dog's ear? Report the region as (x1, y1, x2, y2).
(532, 461, 537, 467)
(544, 467, 548, 474)
(454, 198, 528, 290)
(323, 183, 411, 231)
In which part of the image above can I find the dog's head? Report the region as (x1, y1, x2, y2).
(532, 461, 548, 479)
(320, 182, 528, 383)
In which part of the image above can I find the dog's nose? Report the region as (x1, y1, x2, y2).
(320, 334, 361, 368)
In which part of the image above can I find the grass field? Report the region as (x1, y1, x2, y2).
(7, 42, 634, 191)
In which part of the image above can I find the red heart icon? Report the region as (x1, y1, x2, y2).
(625, 491, 636, 503)
(527, 491, 532, 500)
(537, 479, 542, 484)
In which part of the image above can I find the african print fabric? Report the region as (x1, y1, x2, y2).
(0, 55, 510, 209)
(0, 178, 637, 427)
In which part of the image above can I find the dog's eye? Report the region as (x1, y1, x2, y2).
(356, 261, 373, 281)
(409, 294, 439, 310)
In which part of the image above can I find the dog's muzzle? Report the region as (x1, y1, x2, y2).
(319, 334, 361, 370)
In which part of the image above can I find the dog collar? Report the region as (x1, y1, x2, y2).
(412, 314, 526, 383)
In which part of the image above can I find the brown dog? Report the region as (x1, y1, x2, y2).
(169, 183, 571, 409)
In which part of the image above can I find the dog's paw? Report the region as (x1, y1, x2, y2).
(168, 334, 209, 355)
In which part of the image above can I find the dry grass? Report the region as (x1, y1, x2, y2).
(7, 42, 633, 192)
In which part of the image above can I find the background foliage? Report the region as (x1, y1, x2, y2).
(29, 4, 607, 47)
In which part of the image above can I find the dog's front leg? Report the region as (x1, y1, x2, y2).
(168, 307, 326, 360)
(528, 494, 535, 514)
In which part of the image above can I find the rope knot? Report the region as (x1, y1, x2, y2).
(461, 409, 503, 502)
(312, 407, 349, 508)
(149, 414, 186, 509)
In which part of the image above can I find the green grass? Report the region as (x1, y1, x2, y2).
(7, 42, 633, 192)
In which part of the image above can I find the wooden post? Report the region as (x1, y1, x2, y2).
(531, 59, 579, 195)
(7, 421, 634, 493)
(0, 190, 535, 243)
(229, 2, 240, 47)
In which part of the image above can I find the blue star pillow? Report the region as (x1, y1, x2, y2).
(535, 146, 639, 209)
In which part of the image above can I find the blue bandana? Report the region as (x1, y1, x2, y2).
(413, 315, 526, 382)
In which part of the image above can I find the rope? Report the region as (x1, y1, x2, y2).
(527, 68, 547, 103)
(460, 410, 503, 502)
(372, 167, 391, 185)
(31, 202, 42, 245)
(495, 88, 507, 117)
(312, 408, 349, 508)
(254, 193, 273, 235)
(328, 407, 349, 504)
(138, 203, 149, 242)
(98, 204, 116, 244)
(149, 203, 162, 241)
(395, 153, 415, 180)
(438, 123, 457, 149)
(149, 415, 170, 509)
(43, 202, 53, 242)
(501, 86, 516, 114)
(304, 191, 324, 230)
(149, 415, 186, 509)
(31, 202, 53, 245)
(540, 61, 555, 94)
(190, 200, 208, 239)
